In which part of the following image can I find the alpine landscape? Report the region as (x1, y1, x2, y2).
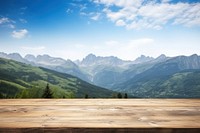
(1, 52, 200, 98)
(0, 0, 200, 132)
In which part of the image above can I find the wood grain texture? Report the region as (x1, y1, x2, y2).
(0, 99, 199, 133)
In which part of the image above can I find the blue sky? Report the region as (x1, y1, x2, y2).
(0, 0, 200, 60)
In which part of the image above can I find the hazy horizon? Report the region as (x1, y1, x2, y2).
(0, 0, 200, 60)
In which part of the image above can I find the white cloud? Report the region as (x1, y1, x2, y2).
(0, 17, 15, 29)
(80, 11, 101, 21)
(173, 3, 200, 27)
(103, 8, 126, 21)
(80, 4, 87, 11)
(161, 0, 172, 3)
(91, 0, 200, 29)
(66, 8, 73, 14)
(68, 2, 87, 14)
(0, 17, 10, 24)
(116, 19, 126, 26)
(12, 29, 28, 39)
(7, 24, 15, 29)
(0, 18, 15, 28)
(91, 13, 101, 21)
(94, 0, 142, 8)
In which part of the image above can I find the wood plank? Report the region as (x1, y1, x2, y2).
(0, 128, 199, 133)
(0, 99, 199, 132)
(0, 99, 199, 106)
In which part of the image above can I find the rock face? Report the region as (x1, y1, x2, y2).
(80, 53, 129, 67)
(76, 53, 134, 88)
(75, 54, 169, 88)
(133, 55, 154, 64)
(167, 54, 200, 70)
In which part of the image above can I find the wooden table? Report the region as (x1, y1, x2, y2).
(0, 99, 199, 133)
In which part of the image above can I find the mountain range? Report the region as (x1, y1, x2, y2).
(113, 54, 200, 98)
(0, 52, 162, 83)
(0, 52, 200, 98)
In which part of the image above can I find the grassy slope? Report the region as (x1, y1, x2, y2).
(116, 70, 200, 98)
(0, 58, 114, 98)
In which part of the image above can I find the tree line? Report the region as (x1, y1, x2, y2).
(1, 83, 129, 99)
(39, 84, 129, 99)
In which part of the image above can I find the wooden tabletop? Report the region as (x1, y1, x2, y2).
(0, 99, 199, 132)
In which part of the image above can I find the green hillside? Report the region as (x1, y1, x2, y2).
(0, 58, 114, 98)
(114, 70, 200, 98)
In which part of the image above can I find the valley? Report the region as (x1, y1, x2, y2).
(0, 52, 200, 98)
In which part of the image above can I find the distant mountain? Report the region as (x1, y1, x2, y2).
(0, 53, 90, 82)
(165, 54, 200, 70)
(0, 52, 7, 58)
(0, 52, 28, 63)
(0, 58, 114, 98)
(76, 53, 169, 88)
(154, 54, 167, 62)
(113, 54, 200, 98)
(116, 54, 169, 84)
(24, 54, 36, 62)
(133, 55, 154, 64)
(78, 53, 132, 67)
(34, 54, 68, 66)
(26, 54, 77, 69)
(76, 53, 134, 88)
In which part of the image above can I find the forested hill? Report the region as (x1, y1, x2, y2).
(0, 58, 114, 98)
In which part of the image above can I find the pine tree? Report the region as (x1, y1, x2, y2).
(117, 93, 122, 98)
(124, 93, 128, 98)
(42, 84, 53, 98)
(0, 93, 4, 99)
(84, 94, 88, 99)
